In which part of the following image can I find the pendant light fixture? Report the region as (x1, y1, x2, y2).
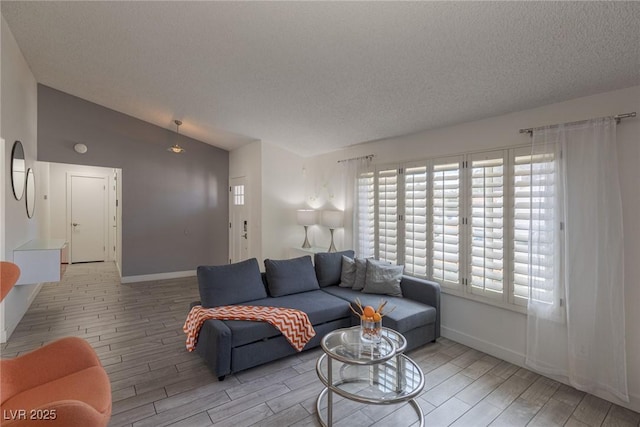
(167, 120, 186, 153)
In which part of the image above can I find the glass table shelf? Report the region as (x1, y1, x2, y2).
(316, 352, 424, 404)
(316, 326, 425, 426)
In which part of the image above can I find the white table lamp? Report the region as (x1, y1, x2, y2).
(296, 209, 318, 249)
(321, 210, 344, 252)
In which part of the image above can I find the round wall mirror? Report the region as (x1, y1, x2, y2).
(11, 141, 26, 200)
(25, 168, 36, 219)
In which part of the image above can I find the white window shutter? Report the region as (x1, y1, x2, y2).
(469, 152, 505, 298)
(357, 172, 375, 259)
(376, 167, 399, 264)
(512, 147, 557, 306)
(404, 164, 429, 277)
(353, 145, 563, 312)
(431, 158, 462, 287)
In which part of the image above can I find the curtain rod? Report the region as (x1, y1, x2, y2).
(337, 154, 375, 164)
(519, 112, 636, 135)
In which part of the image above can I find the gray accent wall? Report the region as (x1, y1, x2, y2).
(37, 85, 229, 277)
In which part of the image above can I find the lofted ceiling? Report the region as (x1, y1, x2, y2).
(2, 1, 639, 157)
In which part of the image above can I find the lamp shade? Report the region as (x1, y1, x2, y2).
(321, 210, 344, 229)
(296, 209, 318, 226)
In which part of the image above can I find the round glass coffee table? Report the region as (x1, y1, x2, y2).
(315, 326, 424, 426)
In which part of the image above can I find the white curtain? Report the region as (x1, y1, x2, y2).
(341, 157, 374, 257)
(526, 117, 628, 401)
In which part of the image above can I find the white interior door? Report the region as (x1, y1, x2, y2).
(70, 175, 107, 263)
(230, 176, 249, 263)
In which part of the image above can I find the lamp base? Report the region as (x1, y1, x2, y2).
(328, 228, 337, 253)
(301, 225, 312, 249)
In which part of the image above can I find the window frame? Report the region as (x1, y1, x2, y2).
(360, 144, 562, 314)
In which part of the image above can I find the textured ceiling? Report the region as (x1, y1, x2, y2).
(2, 1, 639, 157)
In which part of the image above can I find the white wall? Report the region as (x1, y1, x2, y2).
(261, 142, 305, 261)
(1, 138, 5, 341)
(1, 139, 5, 277)
(300, 157, 350, 251)
(230, 141, 308, 267)
(37, 161, 50, 240)
(1, 16, 43, 342)
(301, 86, 640, 411)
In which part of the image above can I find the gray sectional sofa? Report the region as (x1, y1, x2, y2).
(191, 250, 440, 380)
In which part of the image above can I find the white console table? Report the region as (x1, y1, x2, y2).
(13, 239, 67, 285)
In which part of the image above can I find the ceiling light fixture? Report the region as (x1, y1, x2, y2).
(167, 120, 186, 154)
(74, 143, 88, 154)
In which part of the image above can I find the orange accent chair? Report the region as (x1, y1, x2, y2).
(0, 261, 20, 301)
(0, 262, 112, 426)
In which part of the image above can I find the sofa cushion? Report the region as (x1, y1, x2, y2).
(322, 286, 436, 333)
(352, 258, 368, 291)
(264, 256, 320, 297)
(314, 250, 355, 287)
(362, 259, 404, 297)
(225, 291, 351, 346)
(338, 256, 357, 288)
(197, 258, 267, 308)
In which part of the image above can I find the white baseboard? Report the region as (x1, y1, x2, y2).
(441, 325, 526, 367)
(441, 325, 640, 413)
(121, 270, 196, 284)
(28, 283, 44, 306)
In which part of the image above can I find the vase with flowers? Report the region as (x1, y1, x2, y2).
(350, 298, 394, 343)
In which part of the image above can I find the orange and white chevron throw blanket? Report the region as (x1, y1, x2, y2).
(183, 305, 316, 352)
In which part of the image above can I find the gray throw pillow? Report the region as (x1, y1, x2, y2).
(265, 256, 320, 297)
(197, 258, 267, 308)
(362, 259, 404, 297)
(338, 256, 356, 288)
(352, 258, 368, 291)
(314, 250, 355, 287)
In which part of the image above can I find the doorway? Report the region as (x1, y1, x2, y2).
(47, 163, 121, 272)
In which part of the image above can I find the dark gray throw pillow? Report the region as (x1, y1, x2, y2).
(362, 259, 404, 297)
(197, 258, 267, 308)
(338, 255, 356, 288)
(352, 258, 368, 291)
(265, 256, 320, 297)
(314, 250, 355, 287)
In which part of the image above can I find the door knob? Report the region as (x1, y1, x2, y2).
(72, 223, 79, 227)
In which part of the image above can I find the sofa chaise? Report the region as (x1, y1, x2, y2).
(191, 251, 440, 380)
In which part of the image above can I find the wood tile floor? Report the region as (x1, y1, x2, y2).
(2, 262, 638, 427)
